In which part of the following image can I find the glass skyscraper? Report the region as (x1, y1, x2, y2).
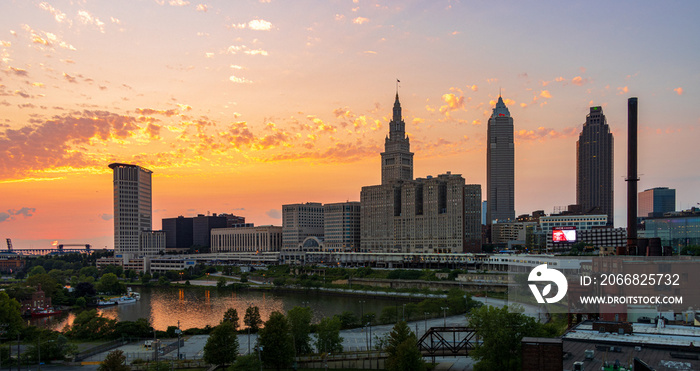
(487, 96, 515, 224)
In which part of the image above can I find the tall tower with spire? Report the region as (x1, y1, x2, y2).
(577, 106, 614, 225)
(381, 92, 414, 184)
(487, 95, 515, 224)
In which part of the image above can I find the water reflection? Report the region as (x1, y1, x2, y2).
(33, 286, 398, 331)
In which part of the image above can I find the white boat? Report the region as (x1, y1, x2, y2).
(112, 296, 137, 304)
(97, 300, 117, 307)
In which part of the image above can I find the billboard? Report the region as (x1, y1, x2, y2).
(552, 226, 576, 243)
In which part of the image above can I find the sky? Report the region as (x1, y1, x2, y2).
(1, 0, 699, 250)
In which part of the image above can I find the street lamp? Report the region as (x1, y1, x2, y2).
(402, 304, 406, 322)
(359, 300, 365, 323)
(424, 312, 429, 334)
(441, 307, 448, 327)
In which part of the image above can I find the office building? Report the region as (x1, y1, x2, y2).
(192, 214, 228, 248)
(576, 106, 614, 225)
(539, 214, 608, 250)
(464, 184, 482, 252)
(162, 216, 193, 250)
(487, 95, 515, 224)
(211, 225, 283, 253)
(282, 202, 325, 249)
(638, 187, 676, 218)
(381, 92, 414, 184)
(109, 163, 152, 255)
(362, 172, 466, 253)
(139, 230, 166, 255)
(323, 202, 361, 252)
(640, 208, 700, 251)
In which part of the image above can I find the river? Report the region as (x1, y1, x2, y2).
(31, 286, 404, 332)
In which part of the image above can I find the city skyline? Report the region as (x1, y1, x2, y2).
(1, 1, 699, 249)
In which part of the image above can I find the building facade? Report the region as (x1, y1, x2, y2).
(211, 225, 283, 253)
(192, 214, 228, 248)
(539, 214, 608, 250)
(323, 202, 361, 252)
(640, 209, 700, 251)
(638, 187, 676, 218)
(381, 92, 414, 184)
(464, 184, 482, 252)
(109, 163, 152, 256)
(487, 96, 515, 224)
(138, 230, 166, 256)
(576, 106, 614, 225)
(162, 216, 194, 250)
(282, 202, 325, 250)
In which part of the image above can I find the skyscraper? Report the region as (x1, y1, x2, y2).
(576, 106, 614, 225)
(639, 187, 676, 218)
(486, 96, 515, 224)
(381, 92, 414, 184)
(109, 163, 152, 255)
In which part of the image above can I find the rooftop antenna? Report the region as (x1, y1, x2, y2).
(499, 87, 502, 97)
(396, 78, 400, 95)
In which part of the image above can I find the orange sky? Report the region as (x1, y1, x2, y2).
(1, 1, 699, 249)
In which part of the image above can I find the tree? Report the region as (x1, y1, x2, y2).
(287, 306, 313, 355)
(228, 353, 262, 371)
(380, 306, 397, 324)
(385, 321, 425, 371)
(244, 306, 263, 332)
(315, 316, 343, 354)
(467, 305, 544, 371)
(217, 277, 227, 289)
(25, 273, 59, 299)
(222, 308, 240, 330)
(67, 309, 117, 340)
(203, 321, 239, 366)
(336, 311, 359, 329)
(258, 311, 294, 371)
(98, 350, 130, 371)
(97, 273, 126, 294)
(28, 266, 46, 276)
(75, 281, 97, 298)
(141, 272, 152, 284)
(0, 291, 23, 336)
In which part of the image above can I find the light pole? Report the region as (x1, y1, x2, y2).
(176, 320, 181, 360)
(359, 300, 365, 323)
(441, 307, 448, 327)
(402, 304, 406, 322)
(258, 346, 263, 371)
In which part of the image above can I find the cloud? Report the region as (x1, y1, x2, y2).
(353, 17, 370, 24)
(266, 209, 281, 219)
(674, 87, 683, 95)
(265, 141, 380, 163)
(0, 207, 37, 222)
(617, 86, 629, 95)
(136, 108, 179, 116)
(231, 19, 273, 31)
(22, 24, 76, 50)
(468, 84, 478, 92)
(230, 75, 253, 83)
(77, 10, 106, 33)
(515, 126, 578, 142)
(6, 67, 28, 76)
(63, 72, 78, 83)
(38, 2, 70, 25)
(0, 110, 141, 179)
(439, 92, 465, 115)
(196, 4, 208, 12)
(168, 0, 190, 6)
(571, 76, 588, 86)
(539, 90, 552, 98)
(100, 213, 114, 220)
(227, 45, 269, 56)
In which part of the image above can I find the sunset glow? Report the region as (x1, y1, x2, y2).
(1, 1, 699, 249)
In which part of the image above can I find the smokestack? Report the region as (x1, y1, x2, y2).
(626, 97, 638, 255)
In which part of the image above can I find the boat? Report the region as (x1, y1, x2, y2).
(97, 300, 117, 307)
(30, 307, 62, 317)
(112, 296, 137, 304)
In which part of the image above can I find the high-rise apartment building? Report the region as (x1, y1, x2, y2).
(324, 202, 361, 252)
(282, 202, 325, 249)
(109, 163, 152, 255)
(638, 187, 676, 218)
(577, 106, 614, 225)
(487, 96, 515, 224)
(381, 93, 414, 184)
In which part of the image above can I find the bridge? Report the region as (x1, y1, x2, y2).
(417, 327, 478, 364)
(4, 239, 93, 256)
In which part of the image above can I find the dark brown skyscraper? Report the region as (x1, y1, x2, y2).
(487, 96, 515, 224)
(577, 106, 614, 225)
(381, 92, 413, 184)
